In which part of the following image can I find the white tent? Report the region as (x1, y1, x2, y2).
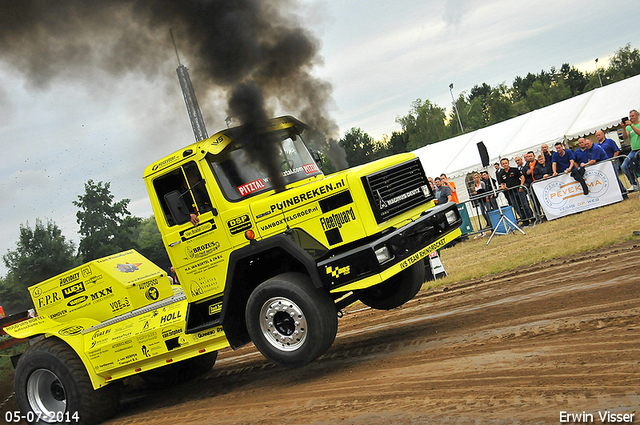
(414, 74, 640, 202)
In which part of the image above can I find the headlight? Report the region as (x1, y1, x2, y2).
(445, 210, 457, 225)
(375, 245, 392, 264)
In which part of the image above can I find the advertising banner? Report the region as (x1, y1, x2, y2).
(531, 161, 622, 220)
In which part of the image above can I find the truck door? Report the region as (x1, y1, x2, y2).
(152, 161, 231, 302)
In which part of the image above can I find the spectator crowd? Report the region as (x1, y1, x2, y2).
(429, 109, 640, 236)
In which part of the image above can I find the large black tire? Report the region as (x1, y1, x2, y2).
(14, 337, 119, 425)
(359, 259, 426, 310)
(140, 351, 217, 386)
(245, 272, 338, 368)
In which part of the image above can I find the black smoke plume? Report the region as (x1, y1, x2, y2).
(0, 0, 349, 181)
(228, 81, 286, 192)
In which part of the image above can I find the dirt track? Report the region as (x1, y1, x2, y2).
(96, 240, 639, 425)
(4, 241, 639, 424)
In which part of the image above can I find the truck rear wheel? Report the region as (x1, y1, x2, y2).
(141, 351, 217, 386)
(359, 259, 426, 310)
(14, 337, 119, 425)
(245, 272, 338, 368)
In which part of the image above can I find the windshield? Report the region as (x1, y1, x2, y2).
(208, 131, 323, 201)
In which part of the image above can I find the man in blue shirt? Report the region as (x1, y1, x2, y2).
(581, 138, 608, 166)
(573, 138, 589, 168)
(552, 142, 589, 195)
(595, 130, 620, 160)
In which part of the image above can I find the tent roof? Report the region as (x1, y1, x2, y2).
(414, 74, 640, 179)
(565, 76, 640, 139)
(444, 113, 531, 178)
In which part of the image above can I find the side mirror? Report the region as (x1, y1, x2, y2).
(310, 149, 323, 166)
(164, 190, 192, 225)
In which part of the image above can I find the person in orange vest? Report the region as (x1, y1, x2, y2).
(0, 305, 4, 319)
(439, 174, 459, 203)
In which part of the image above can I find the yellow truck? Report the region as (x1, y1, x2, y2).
(3, 116, 461, 424)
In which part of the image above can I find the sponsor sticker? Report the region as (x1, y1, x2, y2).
(209, 302, 222, 315)
(49, 309, 67, 320)
(67, 295, 89, 307)
(146, 287, 160, 301)
(399, 231, 459, 270)
(238, 179, 266, 197)
(303, 163, 320, 174)
(109, 297, 131, 313)
(321, 207, 356, 231)
(326, 265, 351, 279)
(161, 326, 183, 339)
(186, 241, 221, 259)
(59, 272, 81, 287)
(151, 154, 181, 172)
(59, 325, 84, 336)
(269, 180, 345, 213)
(160, 311, 182, 324)
(227, 214, 252, 235)
(182, 221, 215, 240)
(81, 266, 92, 278)
(379, 186, 428, 210)
(62, 282, 85, 299)
(36, 292, 61, 309)
(91, 286, 114, 302)
(117, 263, 140, 273)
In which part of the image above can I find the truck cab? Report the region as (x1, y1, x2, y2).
(144, 115, 462, 361)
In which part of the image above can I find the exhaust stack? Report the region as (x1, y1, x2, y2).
(171, 30, 208, 142)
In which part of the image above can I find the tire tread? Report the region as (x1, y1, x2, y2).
(15, 337, 119, 425)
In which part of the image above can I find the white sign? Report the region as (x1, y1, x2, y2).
(531, 161, 622, 220)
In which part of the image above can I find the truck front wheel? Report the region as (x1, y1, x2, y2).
(359, 259, 426, 310)
(245, 272, 338, 368)
(14, 337, 119, 425)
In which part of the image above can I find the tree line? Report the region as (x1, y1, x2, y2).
(338, 43, 640, 167)
(0, 180, 170, 314)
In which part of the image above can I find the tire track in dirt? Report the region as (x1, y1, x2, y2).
(106, 241, 640, 425)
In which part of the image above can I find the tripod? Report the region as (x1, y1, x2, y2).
(484, 170, 525, 245)
(475, 141, 525, 246)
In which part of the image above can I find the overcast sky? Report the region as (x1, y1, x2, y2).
(0, 0, 638, 276)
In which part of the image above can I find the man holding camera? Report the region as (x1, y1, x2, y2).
(621, 110, 640, 191)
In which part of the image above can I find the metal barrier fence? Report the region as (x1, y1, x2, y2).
(461, 185, 538, 237)
(458, 156, 633, 238)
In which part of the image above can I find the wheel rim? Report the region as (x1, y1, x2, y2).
(26, 369, 67, 423)
(259, 297, 308, 351)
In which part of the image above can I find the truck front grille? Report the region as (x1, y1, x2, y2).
(362, 158, 433, 224)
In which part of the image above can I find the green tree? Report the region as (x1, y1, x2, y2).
(74, 180, 141, 262)
(136, 216, 171, 272)
(464, 83, 493, 129)
(396, 99, 450, 150)
(339, 127, 377, 166)
(485, 84, 519, 124)
(385, 131, 410, 155)
(522, 79, 571, 111)
(0, 219, 76, 313)
(560, 63, 588, 95)
(512, 72, 538, 101)
(606, 43, 640, 82)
